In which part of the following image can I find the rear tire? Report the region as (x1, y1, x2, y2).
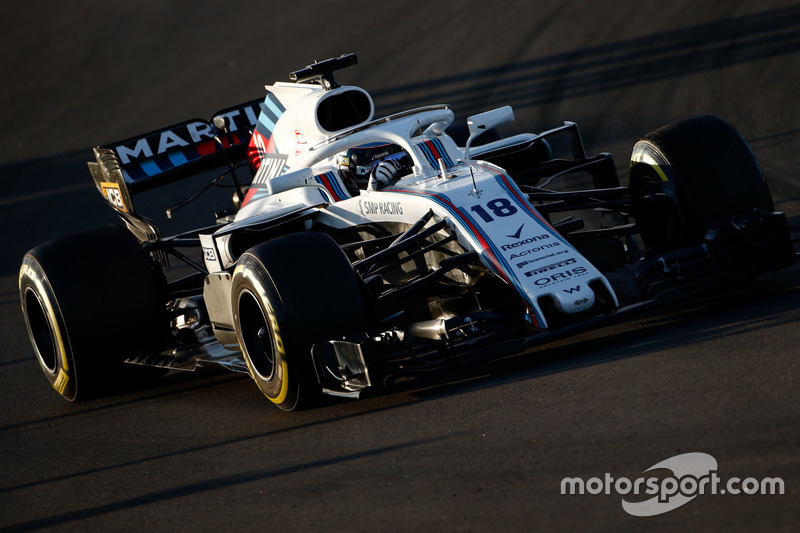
(628, 115, 774, 251)
(19, 225, 167, 400)
(231, 232, 371, 411)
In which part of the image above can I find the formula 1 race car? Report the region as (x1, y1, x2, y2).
(19, 54, 797, 410)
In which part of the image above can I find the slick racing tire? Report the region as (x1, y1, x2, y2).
(19, 225, 167, 401)
(231, 231, 371, 411)
(628, 115, 774, 251)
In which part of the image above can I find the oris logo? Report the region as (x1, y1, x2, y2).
(533, 266, 588, 286)
(501, 233, 550, 251)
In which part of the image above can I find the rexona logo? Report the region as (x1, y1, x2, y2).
(506, 224, 525, 239)
(561, 452, 785, 517)
(358, 200, 404, 216)
(501, 233, 550, 251)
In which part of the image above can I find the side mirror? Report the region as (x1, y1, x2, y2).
(464, 106, 514, 160)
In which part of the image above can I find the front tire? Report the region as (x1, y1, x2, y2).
(628, 115, 774, 251)
(231, 232, 371, 411)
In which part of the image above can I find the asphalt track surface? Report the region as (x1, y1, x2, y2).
(1, 1, 799, 531)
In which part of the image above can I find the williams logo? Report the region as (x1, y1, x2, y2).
(507, 224, 525, 239)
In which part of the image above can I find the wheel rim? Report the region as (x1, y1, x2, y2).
(238, 290, 276, 380)
(23, 287, 58, 374)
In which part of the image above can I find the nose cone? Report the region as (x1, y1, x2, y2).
(550, 284, 595, 314)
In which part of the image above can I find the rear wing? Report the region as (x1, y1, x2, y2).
(88, 99, 263, 216)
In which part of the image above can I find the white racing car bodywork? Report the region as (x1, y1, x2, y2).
(20, 54, 795, 408)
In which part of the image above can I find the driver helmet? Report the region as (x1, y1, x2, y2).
(337, 142, 411, 189)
